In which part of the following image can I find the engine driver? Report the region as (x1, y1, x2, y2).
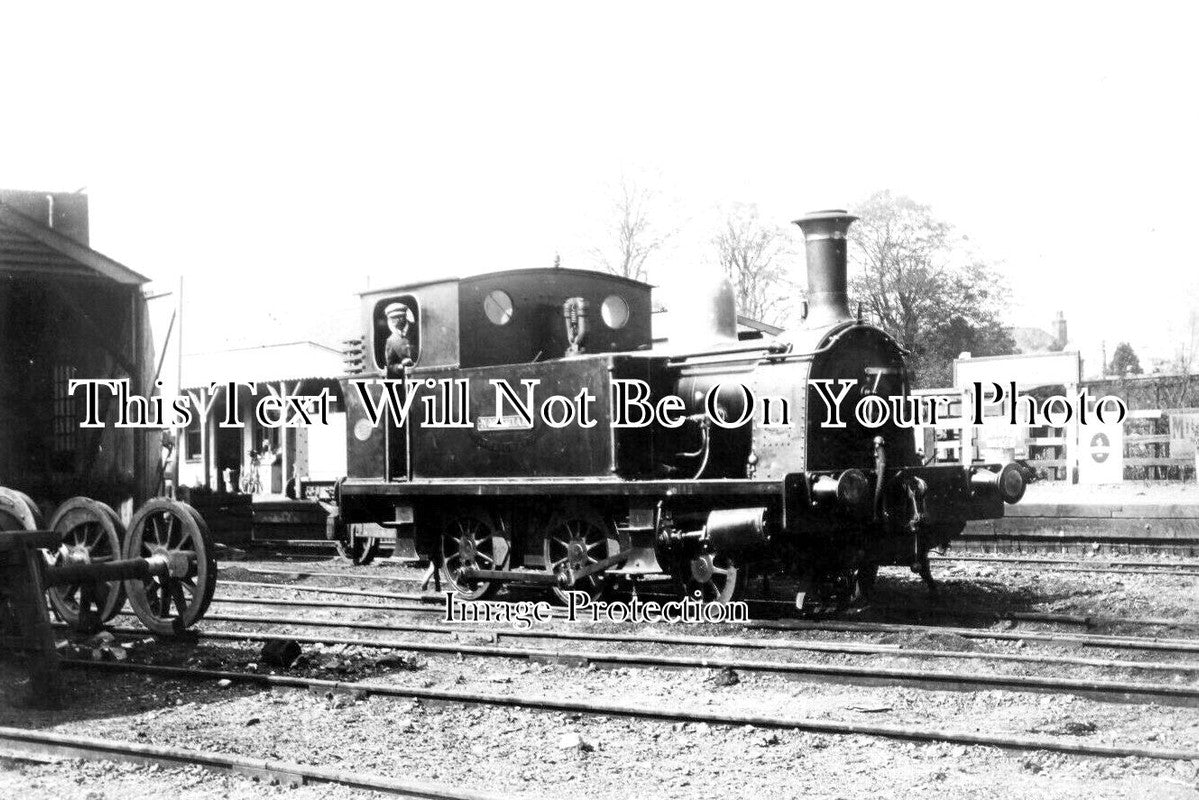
(384, 301, 416, 377)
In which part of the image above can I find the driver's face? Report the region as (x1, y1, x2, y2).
(387, 315, 406, 333)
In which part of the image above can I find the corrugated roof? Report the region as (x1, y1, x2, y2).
(181, 341, 345, 390)
(0, 201, 149, 284)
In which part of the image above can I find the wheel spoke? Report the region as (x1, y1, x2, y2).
(158, 579, 170, 616)
(170, 582, 189, 617)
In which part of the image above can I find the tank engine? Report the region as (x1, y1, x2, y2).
(331, 210, 1024, 608)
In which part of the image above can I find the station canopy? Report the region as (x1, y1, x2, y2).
(180, 341, 346, 392)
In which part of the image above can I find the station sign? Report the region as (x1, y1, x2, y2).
(1078, 422, 1123, 484)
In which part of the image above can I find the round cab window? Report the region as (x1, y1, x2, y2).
(601, 294, 629, 329)
(484, 289, 514, 325)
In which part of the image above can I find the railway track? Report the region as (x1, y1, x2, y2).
(212, 581, 1199, 646)
(757, 618, 1199, 654)
(0, 726, 505, 800)
(209, 591, 1199, 638)
(224, 566, 425, 584)
(223, 579, 433, 603)
(30, 560, 1199, 792)
(233, 556, 1199, 584)
(100, 619, 1199, 706)
(167, 610, 1199, 675)
(62, 659, 1199, 763)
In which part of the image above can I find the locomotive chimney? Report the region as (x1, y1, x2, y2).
(793, 209, 858, 328)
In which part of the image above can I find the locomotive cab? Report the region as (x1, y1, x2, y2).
(344, 269, 655, 483)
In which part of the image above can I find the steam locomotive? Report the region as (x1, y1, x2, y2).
(330, 210, 1024, 608)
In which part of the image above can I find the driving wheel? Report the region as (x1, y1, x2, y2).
(440, 510, 510, 601)
(544, 506, 618, 604)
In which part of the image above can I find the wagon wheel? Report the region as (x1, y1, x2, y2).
(439, 510, 509, 601)
(544, 506, 618, 605)
(46, 497, 127, 630)
(123, 499, 217, 635)
(336, 531, 382, 566)
(682, 552, 749, 604)
(0, 487, 40, 531)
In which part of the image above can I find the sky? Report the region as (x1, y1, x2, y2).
(2, 1, 1197, 380)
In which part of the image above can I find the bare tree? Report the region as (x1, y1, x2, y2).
(848, 190, 1015, 387)
(1162, 288, 1199, 406)
(591, 177, 668, 283)
(712, 203, 794, 326)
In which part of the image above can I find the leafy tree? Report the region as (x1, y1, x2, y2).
(847, 190, 1017, 387)
(712, 203, 795, 326)
(1108, 342, 1143, 376)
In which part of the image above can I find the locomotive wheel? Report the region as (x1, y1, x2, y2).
(0, 486, 40, 531)
(122, 499, 217, 635)
(336, 533, 381, 566)
(682, 552, 748, 604)
(46, 497, 127, 630)
(544, 506, 617, 605)
(440, 510, 509, 600)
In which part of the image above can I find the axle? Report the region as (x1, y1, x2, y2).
(44, 551, 191, 588)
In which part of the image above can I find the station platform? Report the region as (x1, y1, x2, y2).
(963, 481, 1199, 552)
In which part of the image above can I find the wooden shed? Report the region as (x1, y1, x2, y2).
(0, 191, 158, 520)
